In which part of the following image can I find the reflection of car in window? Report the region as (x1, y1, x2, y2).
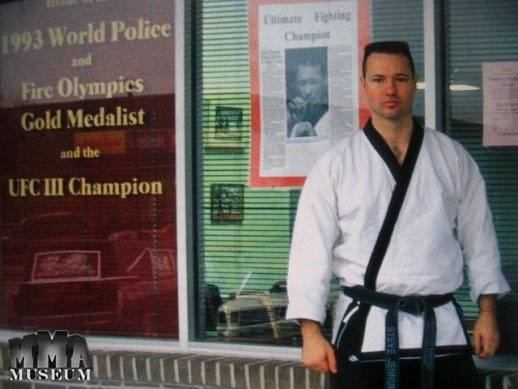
(6, 212, 178, 337)
(216, 279, 335, 345)
(216, 280, 300, 345)
(32, 251, 100, 281)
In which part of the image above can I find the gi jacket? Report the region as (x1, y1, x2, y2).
(286, 122, 510, 354)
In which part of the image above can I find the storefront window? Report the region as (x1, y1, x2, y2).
(445, 0, 518, 352)
(195, 0, 423, 345)
(0, 0, 178, 338)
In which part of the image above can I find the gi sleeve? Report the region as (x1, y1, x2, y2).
(286, 154, 340, 324)
(456, 149, 510, 303)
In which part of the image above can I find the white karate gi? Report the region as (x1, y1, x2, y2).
(286, 124, 510, 354)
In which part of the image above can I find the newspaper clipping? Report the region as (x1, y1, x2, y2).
(253, 0, 359, 184)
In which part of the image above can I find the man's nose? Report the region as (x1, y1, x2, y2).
(384, 80, 396, 95)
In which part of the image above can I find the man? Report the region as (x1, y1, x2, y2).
(287, 56, 329, 138)
(286, 41, 509, 389)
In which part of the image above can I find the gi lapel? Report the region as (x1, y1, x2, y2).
(363, 118, 424, 289)
(339, 119, 424, 361)
(339, 118, 425, 389)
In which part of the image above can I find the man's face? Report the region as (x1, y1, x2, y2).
(296, 64, 324, 104)
(362, 53, 417, 123)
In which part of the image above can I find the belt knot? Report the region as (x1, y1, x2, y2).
(397, 295, 425, 315)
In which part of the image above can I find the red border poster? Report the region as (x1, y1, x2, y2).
(249, 0, 371, 187)
(0, 0, 178, 337)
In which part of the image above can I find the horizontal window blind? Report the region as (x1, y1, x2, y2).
(196, 0, 436, 345)
(445, 0, 518, 327)
(195, 0, 298, 343)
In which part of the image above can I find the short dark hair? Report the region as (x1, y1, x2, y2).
(362, 41, 415, 77)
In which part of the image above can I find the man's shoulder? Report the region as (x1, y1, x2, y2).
(318, 129, 364, 160)
(332, 128, 364, 149)
(423, 127, 470, 156)
(307, 129, 364, 178)
(422, 127, 479, 173)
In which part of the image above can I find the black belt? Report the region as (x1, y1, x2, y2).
(342, 285, 454, 389)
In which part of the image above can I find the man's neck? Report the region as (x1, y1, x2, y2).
(371, 115, 414, 164)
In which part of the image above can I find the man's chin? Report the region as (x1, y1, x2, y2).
(374, 108, 411, 121)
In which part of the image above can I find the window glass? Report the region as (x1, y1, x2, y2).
(195, 0, 423, 345)
(445, 0, 518, 353)
(0, 0, 178, 338)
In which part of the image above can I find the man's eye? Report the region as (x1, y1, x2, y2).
(372, 78, 383, 83)
(396, 77, 409, 82)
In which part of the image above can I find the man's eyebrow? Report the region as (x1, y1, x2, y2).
(367, 72, 411, 78)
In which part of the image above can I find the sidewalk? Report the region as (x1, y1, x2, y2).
(1, 379, 226, 388)
(0, 380, 225, 389)
(1, 346, 517, 389)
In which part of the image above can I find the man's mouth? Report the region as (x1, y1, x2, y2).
(383, 101, 399, 108)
